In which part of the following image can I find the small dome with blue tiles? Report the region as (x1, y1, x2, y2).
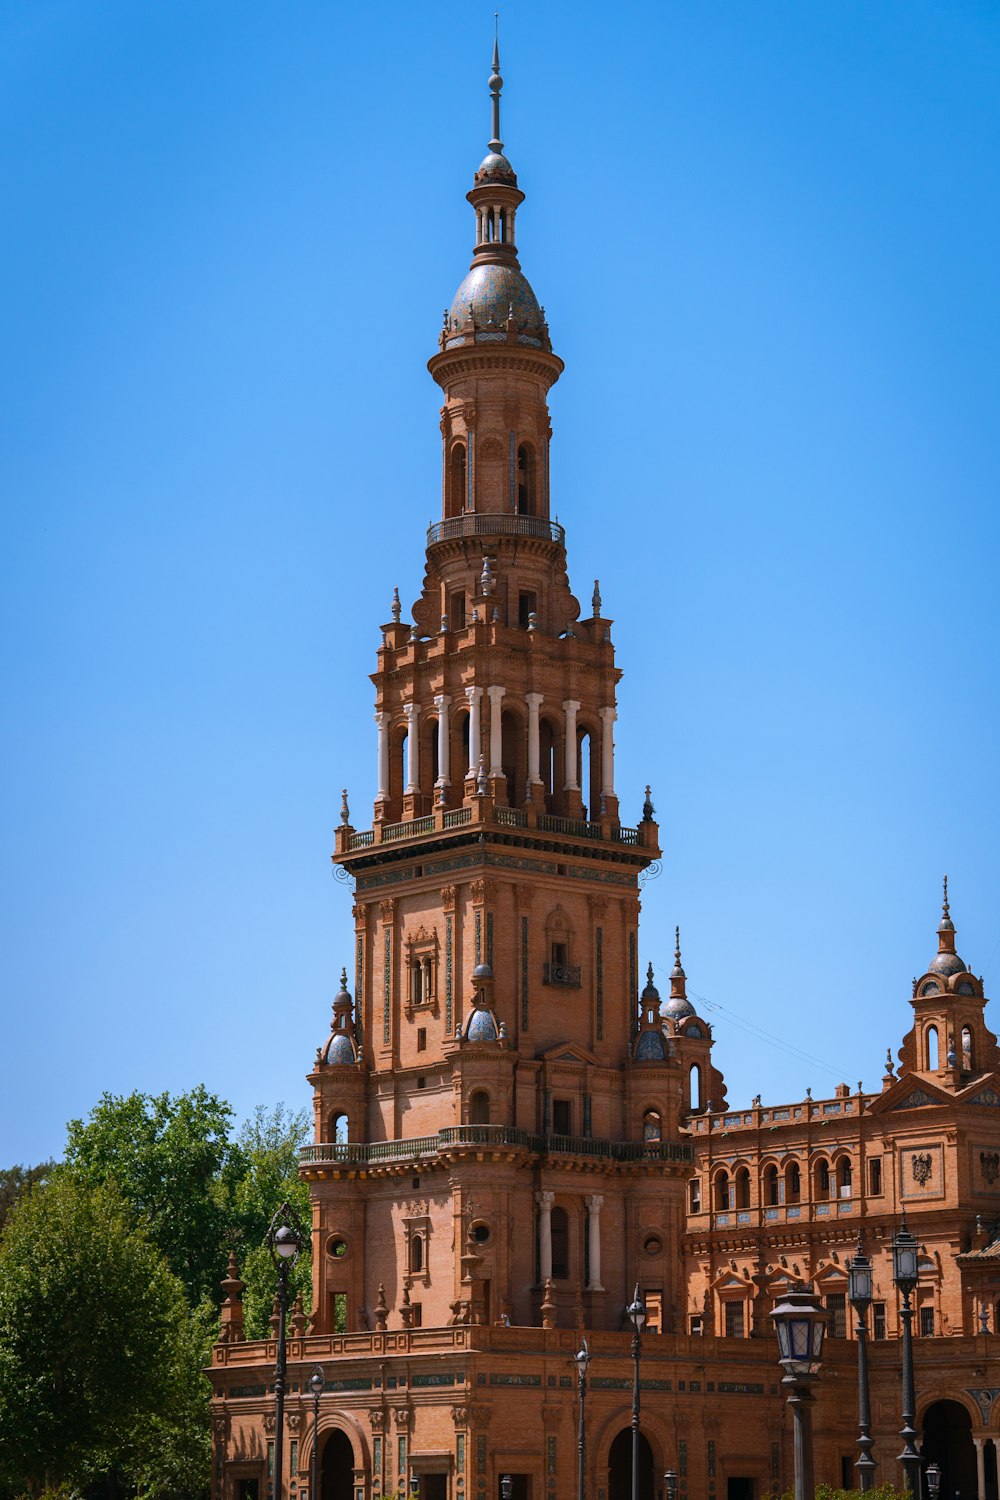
(325, 1031, 356, 1066)
(473, 961, 494, 981)
(928, 877, 968, 978)
(636, 1029, 667, 1062)
(467, 1008, 499, 1043)
(476, 151, 517, 184)
(449, 263, 542, 336)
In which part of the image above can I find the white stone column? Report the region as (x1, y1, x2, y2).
(487, 686, 505, 774)
(536, 1190, 554, 1283)
(526, 693, 543, 783)
(562, 700, 580, 790)
(404, 703, 420, 794)
(585, 1194, 605, 1291)
(434, 694, 451, 786)
(974, 1438, 986, 1500)
(599, 705, 617, 797)
(375, 711, 390, 801)
(465, 687, 483, 777)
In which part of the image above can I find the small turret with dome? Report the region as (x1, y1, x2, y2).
(323, 968, 359, 1066)
(896, 878, 996, 1085)
(662, 928, 696, 1022)
(661, 932, 729, 1117)
(635, 964, 668, 1061)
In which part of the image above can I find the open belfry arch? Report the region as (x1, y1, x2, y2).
(210, 42, 1000, 1500)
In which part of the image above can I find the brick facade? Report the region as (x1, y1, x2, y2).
(208, 47, 1000, 1500)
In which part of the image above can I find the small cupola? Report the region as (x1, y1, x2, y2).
(323, 967, 358, 1066)
(662, 928, 696, 1022)
(463, 962, 501, 1043)
(635, 964, 667, 1060)
(927, 876, 968, 978)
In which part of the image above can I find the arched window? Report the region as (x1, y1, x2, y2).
(498, 208, 507, 242)
(764, 1164, 779, 1207)
(643, 1109, 662, 1142)
(962, 1026, 974, 1069)
(500, 707, 525, 809)
(926, 1025, 939, 1070)
(715, 1170, 730, 1212)
(551, 1206, 569, 1279)
(689, 1063, 702, 1113)
(517, 443, 536, 515)
(470, 1090, 491, 1125)
(837, 1157, 853, 1196)
(331, 1111, 349, 1145)
(539, 718, 558, 809)
(449, 444, 467, 517)
(815, 1159, 831, 1198)
(410, 1233, 423, 1274)
(786, 1161, 801, 1203)
(577, 725, 600, 821)
(736, 1167, 751, 1209)
(410, 961, 423, 1006)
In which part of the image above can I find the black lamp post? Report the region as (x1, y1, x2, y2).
(771, 1283, 826, 1500)
(267, 1202, 306, 1500)
(575, 1336, 591, 1500)
(500, 1476, 513, 1500)
(627, 1284, 646, 1500)
(307, 1366, 325, 1500)
(664, 1468, 678, 1500)
(926, 1462, 942, 1500)
(410, 1476, 421, 1498)
(847, 1235, 876, 1491)
(892, 1214, 922, 1496)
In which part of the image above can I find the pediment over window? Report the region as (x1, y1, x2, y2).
(539, 1041, 599, 1066)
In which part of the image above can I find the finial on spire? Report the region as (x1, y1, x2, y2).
(592, 579, 602, 617)
(390, 586, 401, 623)
(339, 788, 350, 827)
(488, 20, 503, 154)
(942, 874, 950, 919)
(675, 926, 682, 964)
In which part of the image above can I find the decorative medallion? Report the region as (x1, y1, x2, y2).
(981, 1151, 1000, 1184)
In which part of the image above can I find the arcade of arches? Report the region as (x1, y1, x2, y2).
(208, 38, 1000, 1500)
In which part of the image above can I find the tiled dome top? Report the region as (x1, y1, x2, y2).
(449, 262, 542, 336)
(662, 994, 696, 1021)
(467, 1009, 499, 1043)
(476, 151, 517, 184)
(325, 1032, 355, 1066)
(928, 950, 967, 977)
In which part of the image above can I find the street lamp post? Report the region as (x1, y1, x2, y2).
(267, 1203, 306, 1500)
(627, 1285, 646, 1500)
(410, 1476, 421, 1498)
(892, 1214, 922, 1497)
(575, 1337, 591, 1500)
(500, 1476, 513, 1500)
(848, 1235, 876, 1492)
(925, 1463, 942, 1500)
(307, 1366, 325, 1500)
(664, 1468, 678, 1500)
(771, 1283, 826, 1500)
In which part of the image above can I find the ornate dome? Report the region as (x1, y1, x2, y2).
(476, 151, 516, 184)
(662, 994, 696, 1021)
(636, 1030, 667, 1061)
(929, 951, 967, 977)
(449, 263, 542, 335)
(467, 1008, 499, 1043)
(325, 1032, 356, 1066)
(472, 961, 494, 981)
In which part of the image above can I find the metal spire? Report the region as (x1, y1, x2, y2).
(488, 18, 503, 154)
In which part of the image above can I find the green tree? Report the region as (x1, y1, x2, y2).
(64, 1087, 240, 1306)
(230, 1104, 312, 1338)
(0, 1175, 209, 1500)
(0, 1162, 57, 1238)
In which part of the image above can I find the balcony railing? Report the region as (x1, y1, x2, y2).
(543, 962, 582, 988)
(427, 514, 565, 546)
(300, 1126, 692, 1169)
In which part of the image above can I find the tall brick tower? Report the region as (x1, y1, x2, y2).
(306, 36, 689, 1349)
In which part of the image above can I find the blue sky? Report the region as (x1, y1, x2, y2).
(2, 1, 998, 1164)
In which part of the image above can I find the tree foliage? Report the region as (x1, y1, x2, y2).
(64, 1087, 240, 1306)
(0, 1163, 57, 1238)
(0, 1175, 210, 1500)
(229, 1105, 311, 1338)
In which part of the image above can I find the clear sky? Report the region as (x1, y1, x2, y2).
(2, 0, 998, 1166)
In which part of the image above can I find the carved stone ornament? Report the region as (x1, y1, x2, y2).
(263, 1413, 276, 1435)
(470, 879, 495, 904)
(513, 882, 534, 909)
(478, 434, 504, 461)
(981, 1151, 1000, 1185)
(368, 1408, 387, 1434)
(462, 402, 477, 429)
(287, 1412, 301, 1433)
(212, 1414, 229, 1440)
(352, 902, 369, 926)
(379, 898, 397, 923)
(912, 1152, 933, 1185)
(440, 885, 458, 911)
(587, 894, 608, 916)
(393, 1406, 412, 1430)
(451, 1405, 470, 1428)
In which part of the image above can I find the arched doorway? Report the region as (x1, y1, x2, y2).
(608, 1428, 654, 1500)
(922, 1400, 979, 1500)
(320, 1428, 356, 1500)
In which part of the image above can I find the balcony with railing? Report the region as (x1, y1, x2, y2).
(542, 961, 582, 988)
(341, 802, 648, 855)
(299, 1125, 692, 1170)
(427, 513, 565, 547)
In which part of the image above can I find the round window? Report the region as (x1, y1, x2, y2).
(643, 1235, 663, 1256)
(327, 1235, 348, 1258)
(472, 1222, 491, 1245)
